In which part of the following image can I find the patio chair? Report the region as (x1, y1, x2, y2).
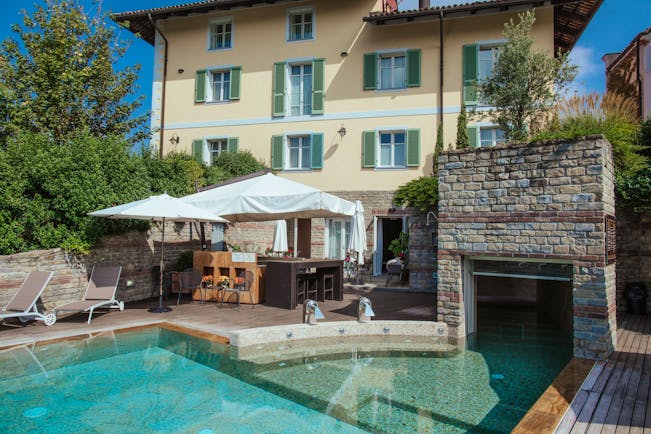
(230, 270, 255, 311)
(53, 266, 124, 324)
(385, 259, 403, 286)
(177, 269, 202, 305)
(0, 271, 56, 326)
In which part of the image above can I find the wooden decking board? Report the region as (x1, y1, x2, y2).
(558, 314, 651, 434)
(627, 318, 651, 434)
(599, 316, 643, 434)
(583, 318, 637, 434)
(611, 317, 649, 433)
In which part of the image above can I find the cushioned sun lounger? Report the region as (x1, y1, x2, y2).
(0, 271, 56, 326)
(54, 266, 124, 324)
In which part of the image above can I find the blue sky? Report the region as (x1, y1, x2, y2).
(1, 0, 650, 122)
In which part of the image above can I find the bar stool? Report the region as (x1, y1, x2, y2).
(296, 273, 308, 305)
(306, 273, 318, 301)
(321, 273, 334, 301)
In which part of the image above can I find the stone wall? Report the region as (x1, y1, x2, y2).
(408, 213, 438, 292)
(616, 210, 651, 312)
(437, 137, 618, 359)
(0, 222, 204, 310)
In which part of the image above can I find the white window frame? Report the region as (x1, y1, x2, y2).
(286, 62, 313, 116)
(286, 6, 315, 42)
(285, 134, 312, 171)
(377, 50, 407, 91)
(206, 68, 231, 103)
(477, 124, 506, 148)
(207, 17, 233, 51)
(201, 135, 230, 166)
(207, 138, 228, 165)
(376, 129, 407, 169)
(325, 218, 352, 260)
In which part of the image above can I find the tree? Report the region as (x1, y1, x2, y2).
(434, 124, 444, 173)
(0, 0, 146, 144)
(478, 11, 577, 142)
(456, 103, 469, 148)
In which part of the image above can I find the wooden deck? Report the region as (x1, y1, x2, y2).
(0, 286, 436, 349)
(555, 313, 651, 434)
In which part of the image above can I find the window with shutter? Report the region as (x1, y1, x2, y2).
(271, 135, 284, 170)
(273, 62, 286, 117)
(208, 18, 233, 50)
(467, 126, 479, 148)
(195, 70, 207, 103)
(362, 131, 376, 168)
(363, 53, 377, 90)
(192, 139, 204, 162)
(462, 44, 479, 105)
(311, 133, 323, 169)
(311, 58, 325, 115)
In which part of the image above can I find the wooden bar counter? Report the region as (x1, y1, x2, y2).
(264, 258, 343, 310)
(192, 251, 265, 305)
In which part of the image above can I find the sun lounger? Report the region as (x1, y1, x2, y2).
(0, 271, 56, 326)
(54, 266, 124, 324)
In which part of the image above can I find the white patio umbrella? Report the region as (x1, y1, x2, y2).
(348, 200, 367, 265)
(272, 220, 288, 253)
(89, 193, 227, 313)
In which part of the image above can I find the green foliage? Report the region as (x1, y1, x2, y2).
(0, 130, 150, 254)
(434, 124, 444, 174)
(388, 232, 409, 264)
(210, 150, 268, 181)
(616, 167, 651, 212)
(0, 0, 146, 144)
(174, 251, 194, 271)
(478, 11, 577, 142)
(456, 103, 469, 148)
(640, 119, 651, 158)
(534, 93, 646, 179)
(393, 176, 439, 211)
(141, 151, 205, 197)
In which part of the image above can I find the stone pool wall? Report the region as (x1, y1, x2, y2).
(616, 210, 651, 313)
(0, 222, 203, 310)
(437, 136, 618, 360)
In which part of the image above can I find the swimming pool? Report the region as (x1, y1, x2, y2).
(0, 324, 572, 433)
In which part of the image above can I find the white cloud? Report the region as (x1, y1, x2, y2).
(567, 45, 603, 96)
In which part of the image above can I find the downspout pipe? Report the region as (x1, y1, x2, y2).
(439, 11, 444, 129)
(636, 39, 643, 119)
(148, 14, 168, 159)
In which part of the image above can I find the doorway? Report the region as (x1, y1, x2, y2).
(373, 216, 407, 276)
(464, 258, 573, 337)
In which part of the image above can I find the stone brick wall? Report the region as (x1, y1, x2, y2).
(617, 210, 651, 312)
(0, 222, 204, 310)
(438, 137, 618, 359)
(408, 213, 438, 292)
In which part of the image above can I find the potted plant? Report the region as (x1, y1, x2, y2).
(388, 232, 409, 282)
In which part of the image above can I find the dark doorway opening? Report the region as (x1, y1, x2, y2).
(381, 218, 402, 272)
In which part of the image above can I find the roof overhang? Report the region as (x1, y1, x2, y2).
(111, 0, 304, 45)
(363, 0, 603, 55)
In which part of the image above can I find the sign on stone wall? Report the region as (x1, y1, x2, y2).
(606, 215, 617, 264)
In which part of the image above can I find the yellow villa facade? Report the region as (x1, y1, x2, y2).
(115, 0, 600, 282)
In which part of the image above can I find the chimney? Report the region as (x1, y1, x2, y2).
(419, 0, 429, 9)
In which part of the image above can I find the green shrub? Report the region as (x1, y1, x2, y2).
(0, 130, 151, 254)
(210, 150, 267, 180)
(174, 251, 194, 271)
(393, 176, 439, 211)
(141, 151, 205, 196)
(534, 93, 647, 178)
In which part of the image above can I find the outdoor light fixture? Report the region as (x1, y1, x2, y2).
(177, 68, 184, 74)
(169, 135, 180, 145)
(337, 125, 347, 138)
(340, 51, 348, 57)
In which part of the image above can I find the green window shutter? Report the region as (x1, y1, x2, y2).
(192, 139, 204, 162)
(406, 129, 420, 167)
(362, 130, 376, 168)
(229, 66, 241, 100)
(227, 137, 239, 153)
(272, 62, 286, 117)
(406, 49, 421, 87)
(271, 135, 284, 170)
(467, 126, 479, 148)
(310, 133, 324, 169)
(462, 44, 479, 105)
(312, 58, 325, 115)
(195, 70, 207, 103)
(363, 53, 377, 91)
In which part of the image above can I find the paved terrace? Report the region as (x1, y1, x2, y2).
(0, 287, 436, 349)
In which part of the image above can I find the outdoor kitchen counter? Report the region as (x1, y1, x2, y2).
(264, 259, 344, 310)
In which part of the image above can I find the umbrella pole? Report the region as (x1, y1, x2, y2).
(149, 217, 172, 313)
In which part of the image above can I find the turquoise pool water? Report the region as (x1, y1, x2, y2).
(0, 323, 572, 433)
